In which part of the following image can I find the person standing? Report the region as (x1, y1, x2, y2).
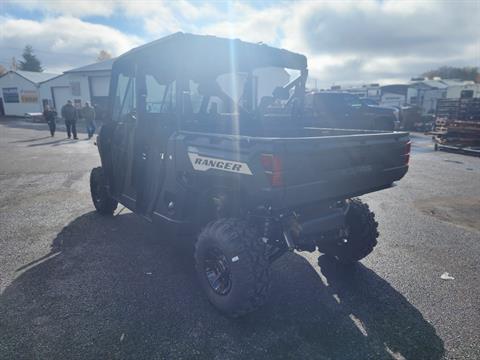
(43, 105, 57, 137)
(61, 100, 78, 139)
(82, 102, 96, 139)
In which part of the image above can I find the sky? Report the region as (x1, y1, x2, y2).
(1, 0, 479, 88)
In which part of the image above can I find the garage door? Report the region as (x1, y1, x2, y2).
(90, 76, 110, 97)
(52, 87, 71, 111)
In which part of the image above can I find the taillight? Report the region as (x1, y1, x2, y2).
(404, 141, 411, 165)
(405, 141, 411, 154)
(260, 153, 283, 187)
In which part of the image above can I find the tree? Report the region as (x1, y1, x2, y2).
(0, 65, 7, 76)
(18, 45, 43, 72)
(96, 50, 112, 62)
(422, 66, 479, 82)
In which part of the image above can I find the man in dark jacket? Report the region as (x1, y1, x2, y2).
(43, 105, 57, 137)
(82, 102, 96, 139)
(61, 100, 78, 139)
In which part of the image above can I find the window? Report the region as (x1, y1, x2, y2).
(343, 94, 362, 107)
(70, 81, 81, 96)
(145, 74, 175, 113)
(186, 80, 224, 114)
(187, 80, 203, 114)
(113, 73, 135, 121)
(2, 88, 19, 103)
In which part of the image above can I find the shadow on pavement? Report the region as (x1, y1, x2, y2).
(27, 138, 91, 147)
(9, 136, 52, 143)
(3, 119, 90, 135)
(0, 212, 444, 360)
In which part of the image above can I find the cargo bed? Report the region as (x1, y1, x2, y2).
(179, 127, 410, 210)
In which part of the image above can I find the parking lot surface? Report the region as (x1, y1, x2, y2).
(0, 119, 479, 359)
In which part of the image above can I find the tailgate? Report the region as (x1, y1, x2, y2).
(279, 132, 410, 207)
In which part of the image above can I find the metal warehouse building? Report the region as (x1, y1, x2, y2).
(0, 71, 59, 116)
(0, 58, 113, 118)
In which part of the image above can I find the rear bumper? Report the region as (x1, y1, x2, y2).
(280, 165, 408, 209)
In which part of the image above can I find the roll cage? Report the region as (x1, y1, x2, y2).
(107, 32, 309, 130)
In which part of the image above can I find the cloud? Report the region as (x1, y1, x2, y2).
(5, 0, 222, 21)
(125, 0, 223, 37)
(190, 0, 479, 86)
(2, 0, 479, 87)
(5, 0, 117, 17)
(281, 0, 480, 86)
(199, 2, 287, 45)
(0, 16, 142, 73)
(288, 1, 479, 57)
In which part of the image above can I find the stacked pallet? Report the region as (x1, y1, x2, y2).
(433, 98, 480, 154)
(458, 98, 480, 121)
(433, 118, 450, 133)
(435, 121, 480, 145)
(436, 99, 458, 121)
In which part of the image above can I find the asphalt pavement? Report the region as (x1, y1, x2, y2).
(0, 118, 479, 360)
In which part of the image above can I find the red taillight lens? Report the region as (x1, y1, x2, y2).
(267, 172, 283, 187)
(405, 141, 411, 155)
(260, 154, 282, 172)
(261, 154, 283, 187)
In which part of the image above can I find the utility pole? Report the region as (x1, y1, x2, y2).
(11, 57, 17, 71)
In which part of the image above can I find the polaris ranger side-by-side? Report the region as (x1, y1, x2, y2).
(90, 33, 410, 317)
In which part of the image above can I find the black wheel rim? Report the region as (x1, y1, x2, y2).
(204, 248, 232, 296)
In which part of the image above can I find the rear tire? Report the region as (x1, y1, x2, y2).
(194, 218, 270, 317)
(322, 199, 379, 264)
(90, 167, 118, 215)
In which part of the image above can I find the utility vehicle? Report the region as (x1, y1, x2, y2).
(90, 33, 410, 317)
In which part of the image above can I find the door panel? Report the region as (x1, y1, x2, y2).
(52, 87, 70, 111)
(135, 114, 177, 216)
(110, 73, 137, 209)
(134, 73, 177, 217)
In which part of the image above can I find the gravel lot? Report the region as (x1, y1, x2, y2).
(0, 118, 479, 359)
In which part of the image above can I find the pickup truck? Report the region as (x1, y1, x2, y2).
(90, 33, 410, 317)
(304, 91, 397, 131)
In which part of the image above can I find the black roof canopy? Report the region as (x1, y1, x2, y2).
(113, 32, 308, 78)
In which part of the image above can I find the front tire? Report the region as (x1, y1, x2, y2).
(90, 167, 118, 215)
(194, 218, 270, 317)
(322, 199, 379, 264)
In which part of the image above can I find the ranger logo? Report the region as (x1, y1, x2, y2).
(188, 153, 252, 175)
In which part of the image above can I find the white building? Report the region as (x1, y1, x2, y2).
(379, 79, 479, 114)
(40, 59, 113, 118)
(409, 79, 480, 114)
(444, 80, 480, 98)
(379, 85, 416, 108)
(0, 58, 113, 118)
(0, 71, 59, 116)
